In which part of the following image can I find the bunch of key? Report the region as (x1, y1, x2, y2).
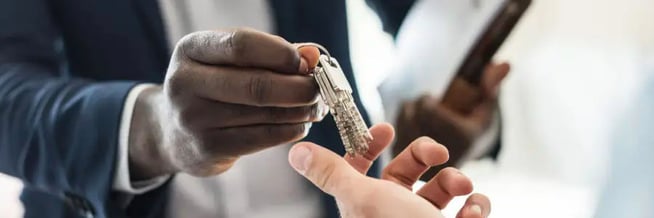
(308, 44, 373, 157)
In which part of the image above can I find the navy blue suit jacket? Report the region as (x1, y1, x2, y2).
(0, 0, 415, 217)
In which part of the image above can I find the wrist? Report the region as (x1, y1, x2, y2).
(128, 85, 177, 181)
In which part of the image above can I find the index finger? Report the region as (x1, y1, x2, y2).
(381, 137, 450, 190)
(345, 123, 395, 174)
(176, 28, 311, 74)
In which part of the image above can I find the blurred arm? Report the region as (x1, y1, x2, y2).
(595, 79, 654, 218)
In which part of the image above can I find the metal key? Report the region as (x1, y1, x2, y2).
(305, 44, 373, 157)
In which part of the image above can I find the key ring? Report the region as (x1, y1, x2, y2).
(297, 42, 335, 66)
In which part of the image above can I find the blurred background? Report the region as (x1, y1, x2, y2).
(362, 0, 653, 217)
(2, 0, 653, 217)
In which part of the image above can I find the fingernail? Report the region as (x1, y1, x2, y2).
(290, 145, 312, 174)
(299, 57, 309, 74)
(469, 205, 482, 216)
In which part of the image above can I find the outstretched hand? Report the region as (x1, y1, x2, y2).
(289, 123, 490, 218)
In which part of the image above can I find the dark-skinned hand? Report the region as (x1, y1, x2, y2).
(128, 29, 327, 179)
(394, 63, 510, 181)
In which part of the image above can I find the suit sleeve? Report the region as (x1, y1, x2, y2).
(365, 0, 417, 37)
(0, 0, 136, 214)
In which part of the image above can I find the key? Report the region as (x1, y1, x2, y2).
(306, 44, 373, 157)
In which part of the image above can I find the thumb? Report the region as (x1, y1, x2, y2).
(288, 142, 364, 198)
(481, 62, 510, 98)
(294, 43, 321, 73)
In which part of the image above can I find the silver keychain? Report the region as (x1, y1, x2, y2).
(299, 43, 373, 157)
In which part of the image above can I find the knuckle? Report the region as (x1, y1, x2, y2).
(313, 160, 359, 195)
(248, 75, 271, 106)
(270, 123, 308, 142)
(279, 45, 299, 72)
(229, 28, 298, 72)
(226, 28, 250, 63)
(165, 73, 188, 100)
(315, 160, 338, 191)
(177, 32, 205, 58)
(274, 106, 313, 122)
(284, 78, 319, 105)
(175, 33, 194, 57)
(286, 123, 309, 139)
(179, 31, 228, 62)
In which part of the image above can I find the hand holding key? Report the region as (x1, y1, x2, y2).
(128, 29, 328, 179)
(289, 123, 491, 218)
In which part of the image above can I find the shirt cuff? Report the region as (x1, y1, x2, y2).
(113, 84, 170, 194)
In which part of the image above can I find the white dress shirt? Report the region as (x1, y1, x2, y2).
(378, 0, 501, 164)
(113, 1, 322, 217)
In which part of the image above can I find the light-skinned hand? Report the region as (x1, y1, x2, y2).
(289, 123, 491, 218)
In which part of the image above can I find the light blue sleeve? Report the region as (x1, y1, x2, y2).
(595, 78, 654, 218)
